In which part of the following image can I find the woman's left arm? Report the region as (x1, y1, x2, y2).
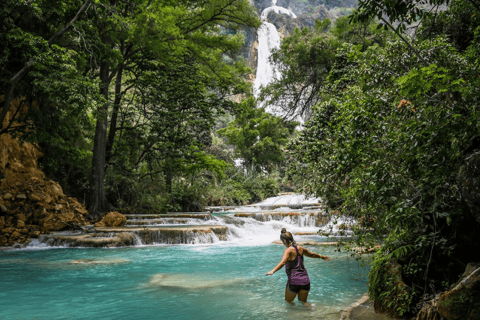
(265, 249, 291, 276)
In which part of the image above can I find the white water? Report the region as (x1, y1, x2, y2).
(254, 0, 297, 118)
(122, 193, 356, 247)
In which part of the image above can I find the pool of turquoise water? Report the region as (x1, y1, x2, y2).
(0, 244, 370, 320)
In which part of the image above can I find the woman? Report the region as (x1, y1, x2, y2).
(265, 228, 330, 305)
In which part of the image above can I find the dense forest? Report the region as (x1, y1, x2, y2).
(1, 0, 480, 318)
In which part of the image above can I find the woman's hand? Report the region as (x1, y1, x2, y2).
(322, 255, 331, 261)
(265, 270, 274, 276)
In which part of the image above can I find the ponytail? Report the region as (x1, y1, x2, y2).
(280, 228, 296, 245)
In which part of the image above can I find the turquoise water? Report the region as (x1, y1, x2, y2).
(0, 244, 369, 320)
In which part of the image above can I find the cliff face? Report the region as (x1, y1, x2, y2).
(245, 0, 356, 81)
(0, 98, 89, 247)
(253, 0, 357, 15)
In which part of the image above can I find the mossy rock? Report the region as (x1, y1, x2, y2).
(437, 263, 480, 320)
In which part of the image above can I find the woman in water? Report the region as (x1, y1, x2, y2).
(265, 228, 330, 305)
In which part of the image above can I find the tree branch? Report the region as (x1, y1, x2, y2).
(0, 0, 92, 129)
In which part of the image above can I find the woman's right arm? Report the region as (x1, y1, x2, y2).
(303, 248, 331, 261)
(265, 248, 291, 276)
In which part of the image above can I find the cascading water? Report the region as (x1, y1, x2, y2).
(25, 193, 354, 248)
(253, 0, 296, 117)
(2, 194, 367, 320)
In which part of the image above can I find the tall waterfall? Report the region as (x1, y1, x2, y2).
(253, 0, 296, 116)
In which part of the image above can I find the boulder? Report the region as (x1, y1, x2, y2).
(0, 216, 4, 229)
(17, 213, 26, 222)
(16, 220, 25, 228)
(16, 194, 27, 200)
(437, 263, 480, 320)
(101, 211, 127, 227)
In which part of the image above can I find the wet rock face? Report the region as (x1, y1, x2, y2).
(437, 263, 480, 320)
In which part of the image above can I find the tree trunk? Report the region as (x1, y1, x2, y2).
(106, 62, 123, 164)
(88, 60, 110, 216)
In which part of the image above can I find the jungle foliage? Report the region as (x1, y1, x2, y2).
(1, 0, 294, 214)
(258, 0, 480, 315)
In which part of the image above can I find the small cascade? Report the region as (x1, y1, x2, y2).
(31, 194, 358, 248)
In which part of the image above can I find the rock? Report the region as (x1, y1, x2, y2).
(437, 263, 480, 320)
(28, 192, 44, 202)
(102, 211, 127, 227)
(55, 204, 63, 211)
(16, 194, 27, 200)
(0, 203, 7, 213)
(414, 294, 442, 320)
(16, 220, 25, 228)
(29, 230, 40, 237)
(11, 230, 21, 238)
(3, 193, 13, 200)
(0, 216, 4, 229)
(464, 262, 480, 278)
(42, 211, 75, 232)
(45, 195, 53, 204)
(17, 213, 26, 222)
(2, 227, 15, 234)
(373, 259, 412, 318)
(5, 216, 13, 227)
(94, 221, 106, 228)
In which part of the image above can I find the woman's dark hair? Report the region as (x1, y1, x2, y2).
(280, 228, 295, 245)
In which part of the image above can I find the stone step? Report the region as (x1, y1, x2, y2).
(96, 225, 228, 244)
(124, 214, 213, 220)
(125, 218, 191, 225)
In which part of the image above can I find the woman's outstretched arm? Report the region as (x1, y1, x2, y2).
(265, 248, 291, 276)
(302, 247, 331, 261)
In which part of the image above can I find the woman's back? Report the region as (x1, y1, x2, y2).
(285, 245, 310, 285)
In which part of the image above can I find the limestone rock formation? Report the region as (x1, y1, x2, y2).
(0, 99, 89, 246)
(437, 262, 480, 320)
(267, 5, 336, 36)
(94, 211, 127, 227)
(413, 263, 480, 320)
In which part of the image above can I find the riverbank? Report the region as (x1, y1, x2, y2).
(340, 294, 397, 320)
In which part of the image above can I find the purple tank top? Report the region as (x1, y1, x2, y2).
(285, 245, 310, 285)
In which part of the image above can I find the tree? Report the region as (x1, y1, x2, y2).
(218, 96, 298, 173)
(288, 35, 480, 315)
(75, 0, 260, 215)
(258, 16, 391, 120)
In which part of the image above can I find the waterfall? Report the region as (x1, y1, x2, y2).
(253, 0, 296, 117)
